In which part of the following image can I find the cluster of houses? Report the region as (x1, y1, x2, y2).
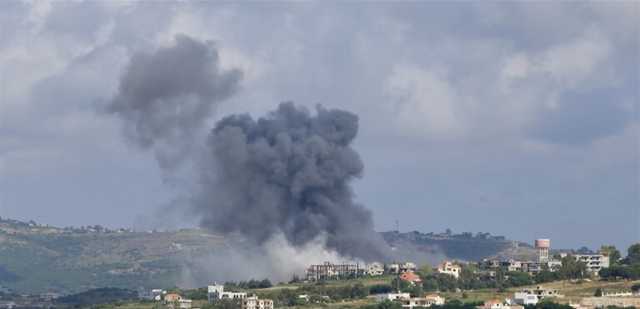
(374, 285, 564, 309)
(373, 284, 564, 309)
(476, 286, 640, 309)
(306, 239, 612, 285)
(145, 289, 194, 309)
(144, 285, 273, 309)
(377, 293, 445, 309)
(478, 239, 611, 276)
(207, 284, 273, 309)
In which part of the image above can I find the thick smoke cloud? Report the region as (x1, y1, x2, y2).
(108, 34, 242, 169)
(107, 34, 389, 266)
(194, 102, 389, 260)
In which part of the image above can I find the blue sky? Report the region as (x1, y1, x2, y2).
(0, 1, 638, 251)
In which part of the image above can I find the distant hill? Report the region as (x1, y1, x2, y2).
(382, 230, 536, 263)
(0, 218, 225, 294)
(0, 218, 533, 294)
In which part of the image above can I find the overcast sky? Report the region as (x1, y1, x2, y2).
(1, 1, 638, 251)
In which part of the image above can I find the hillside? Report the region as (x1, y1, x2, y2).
(0, 218, 530, 294)
(0, 218, 225, 294)
(382, 230, 536, 262)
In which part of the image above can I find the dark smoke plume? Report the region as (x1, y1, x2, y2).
(194, 102, 389, 260)
(107, 35, 389, 264)
(108, 34, 242, 169)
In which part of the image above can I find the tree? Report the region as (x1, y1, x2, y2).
(507, 271, 533, 286)
(409, 284, 423, 297)
(369, 284, 393, 294)
(626, 244, 640, 265)
(600, 246, 622, 265)
(363, 300, 403, 309)
(417, 264, 434, 277)
(594, 288, 603, 297)
(391, 277, 411, 292)
(558, 256, 587, 279)
(351, 283, 369, 298)
(577, 246, 592, 254)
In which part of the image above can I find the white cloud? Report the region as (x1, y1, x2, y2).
(385, 65, 465, 137)
(500, 28, 612, 106)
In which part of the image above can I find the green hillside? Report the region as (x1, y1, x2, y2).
(0, 218, 225, 294)
(0, 218, 530, 294)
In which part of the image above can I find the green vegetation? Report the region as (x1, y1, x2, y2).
(600, 246, 622, 265)
(254, 282, 370, 307)
(0, 218, 225, 294)
(225, 279, 273, 290)
(420, 258, 590, 293)
(381, 230, 528, 262)
(625, 244, 640, 265)
(56, 287, 138, 307)
(523, 301, 573, 309)
(600, 243, 640, 280)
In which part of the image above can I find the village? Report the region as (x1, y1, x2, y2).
(114, 239, 639, 309)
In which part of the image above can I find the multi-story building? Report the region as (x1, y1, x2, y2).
(208, 284, 247, 303)
(437, 261, 462, 279)
(511, 285, 561, 305)
(400, 262, 417, 273)
(378, 293, 411, 301)
(306, 262, 362, 281)
(398, 295, 445, 309)
(480, 259, 501, 269)
(367, 262, 385, 276)
(521, 262, 541, 274)
(501, 260, 523, 272)
(386, 263, 400, 274)
(574, 254, 610, 274)
(241, 296, 273, 309)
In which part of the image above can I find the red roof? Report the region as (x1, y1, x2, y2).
(400, 271, 422, 282)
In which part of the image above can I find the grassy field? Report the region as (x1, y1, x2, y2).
(515, 279, 640, 304)
(437, 279, 640, 304)
(83, 278, 639, 309)
(259, 276, 398, 291)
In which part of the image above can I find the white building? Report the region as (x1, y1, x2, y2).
(437, 261, 462, 279)
(379, 293, 444, 309)
(511, 286, 561, 306)
(386, 263, 401, 274)
(151, 289, 165, 301)
(512, 292, 539, 306)
(574, 254, 610, 273)
(501, 260, 522, 272)
(400, 262, 417, 273)
(178, 299, 192, 309)
(208, 284, 247, 303)
(602, 291, 633, 297)
(398, 295, 446, 309)
(241, 296, 274, 309)
(424, 294, 445, 306)
(367, 262, 385, 276)
(378, 293, 411, 301)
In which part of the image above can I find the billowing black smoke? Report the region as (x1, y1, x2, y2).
(108, 34, 389, 263)
(107, 34, 242, 169)
(194, 103, 389, 260)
